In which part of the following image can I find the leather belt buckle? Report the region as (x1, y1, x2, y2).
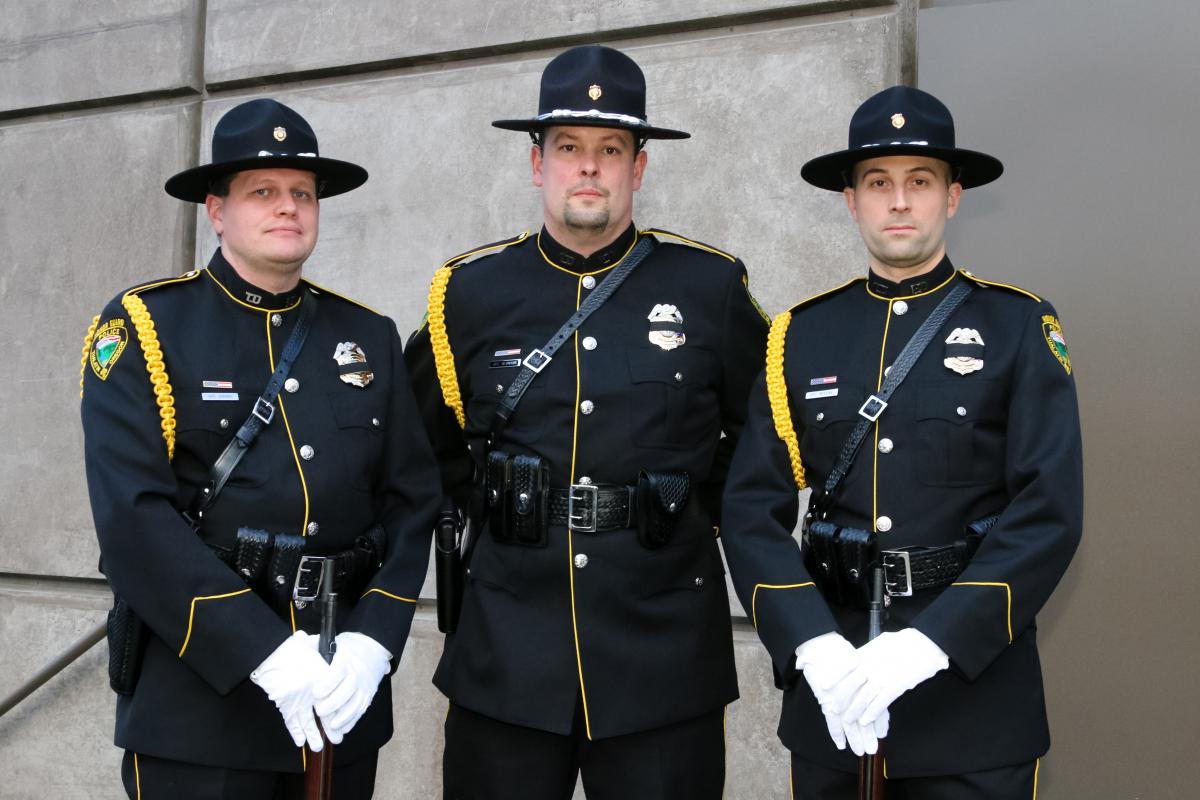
(522, 349, 552, 373)
(567, 484, 599, 533)
(858, 394, 888, 422)
(880, 549, 914, 597)
(252, 396, 275, 425)
(292, 555, 326, 609)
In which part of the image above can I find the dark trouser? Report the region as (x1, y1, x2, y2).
(790, 753, 1040, 800)
(443, 702, 726, 800)
(121, 750, 378, 800)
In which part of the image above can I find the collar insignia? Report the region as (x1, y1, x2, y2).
(333, 342, 374, 388)
(90, 318, 129, 380)
(943, 327, 985, 375)
(647, 304, 686, 351)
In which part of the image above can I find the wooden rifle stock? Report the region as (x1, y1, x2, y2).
(304, 559, 337, 799)
(859, 566, 886, 800)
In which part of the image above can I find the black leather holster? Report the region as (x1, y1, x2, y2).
(635, 470, 690, 549)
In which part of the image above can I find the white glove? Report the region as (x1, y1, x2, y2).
(250, 630, 332, 750)
(794, 632, 862, 751)
(838, 629, 949, 729)
(313, 632, 392, 744)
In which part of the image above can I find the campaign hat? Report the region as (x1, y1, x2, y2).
(165, 98, 368, 202)
(801, 85, 1003, 191)
(492, 45, 689, 140)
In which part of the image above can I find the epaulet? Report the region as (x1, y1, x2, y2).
(642, 228, 736, 263)
(959, 270, 1042, 302)
(424, 232, 528, 429)
(123, 268, 205, 298)
(786, 277, 865, 314)
(441, 230, 531, 271)
(303, 280, 385, 316)
(765, 311, 806, 490)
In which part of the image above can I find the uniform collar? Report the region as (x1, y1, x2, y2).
(537, 223, 637, 274)
(866, 255, 956, 299)
(205, 248, 305, 311)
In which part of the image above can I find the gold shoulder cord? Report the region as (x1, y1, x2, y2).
(766, 311, 806, 489)
(78, 315, 101, 398)
(427, 266, 466, 429)
(121, 293, 178, 460)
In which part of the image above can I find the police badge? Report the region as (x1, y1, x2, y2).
(647, 304, 686, 351)
(333, 342, 374, 387)
(943, 327, 985, 375)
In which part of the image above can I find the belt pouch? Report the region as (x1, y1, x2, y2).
(636, 470, 690, 549)
(803, 519, 845, 603)
(509, 454, 549, 547)
(234, 527, 273, 585)
(486, 450, 513, 544)
(345, 523, 387, 596)
(106, 593, 146, 696)
(835, 526, 877, 609)
(265, 534, 305, 614)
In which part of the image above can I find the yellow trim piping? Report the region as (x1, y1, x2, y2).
(871, 301, 895, 529)
(743, 274, 771, 324)
(122, 294, 178, 461)
(643, 228, 736, 262)
(1032, 758, 1040, 799)
(536, 230, 633, 277)
(951, 581, 1014, 643)
(444, 231, 530, 270)
(427, 265, 466, 428)
(178, 588, 252, 657)
(303, 279, 383, 316)
(864, 268, 956, 301)
(79, 314, 101, 397)
(566, 275, 594, 740)
(265, 314, 311, 537)
(765, 312, 805, 489)
(789, 759, 794, 800)
(134, 752, 141, 799)
(360, 588, 418, 603)
(750, 582, 815, 629)
(203, 269, 304, 313)
(961, 270, 1042, 302)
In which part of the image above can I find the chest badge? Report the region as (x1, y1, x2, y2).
(647, 304, 686, 351)
(943, 328, 985, 375)
(333, 341, 374, 388)
(89, 318, 129, 380)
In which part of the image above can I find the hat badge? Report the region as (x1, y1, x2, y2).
(891, 113, 906, 129)
(588, 84, 603, 101)
(273, 126, 287, 142)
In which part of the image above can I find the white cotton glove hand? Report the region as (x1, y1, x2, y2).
(838, 629, 949, 730)
(794, 632, 863, 751)
(250, 630, 332, 750)
(312, 632, 392, 744)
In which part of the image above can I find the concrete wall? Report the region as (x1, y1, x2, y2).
(0, 2, 916, 796)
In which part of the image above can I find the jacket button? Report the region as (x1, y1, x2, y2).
(878, 438, 894, 454)
(300, 445, 315, 460)
(957, 406, 967, 417)
(307, 522, 319, 536)
(893, 301, 909, 316)
(582, 276, 596, 289)
(815, 412, 825, 422)
(220, 418, 230, 429)
(582, 336, 597, 351)
(574, 554, 589, 569)
(284, 378, 300, 393)
(674, 372, 683, 382)
(271, 313, 283, 327)
(580, 400, 594, 415)
(694, 577, 704, 588)
(876, 516, 893, 532)
(372, 417, 381, 427)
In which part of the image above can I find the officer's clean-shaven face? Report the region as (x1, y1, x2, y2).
(843, 155, 961, 281)
(205, 168, 320, 291)
(531, 126, 647, 249)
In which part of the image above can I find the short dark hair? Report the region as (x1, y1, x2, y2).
(207, 171, 234, 198)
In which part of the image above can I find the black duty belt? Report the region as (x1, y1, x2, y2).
(547, 484, 637, 533)
(879, 513, 999, 597)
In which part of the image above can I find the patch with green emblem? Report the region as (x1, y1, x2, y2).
(90, 318, 128, 380)
(1041, 315, 1071, 374)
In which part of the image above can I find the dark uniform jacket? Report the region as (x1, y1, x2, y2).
(720, 257, 1082, 777)
(405, 224, 769, 739)
(80, 249, 441, 771)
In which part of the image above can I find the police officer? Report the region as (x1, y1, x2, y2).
(80, 98, 441, 798)
(405, 45, 769, 799)
(720, 86, 1083, 797)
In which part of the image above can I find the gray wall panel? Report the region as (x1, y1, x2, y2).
(0, 0, 200, 114)
(204, 0, 869, 85)
(0, 103, 198, 576)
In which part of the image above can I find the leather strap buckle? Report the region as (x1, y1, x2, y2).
(858, 394, 888, 422)
(567, 484, 599, 532)
(252, 396, 275, 425)
(522, 349, 552, 373)
(880, 549, 914, 597)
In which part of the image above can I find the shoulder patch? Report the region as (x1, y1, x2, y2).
(1041, 314, 1071, 374)
(442, 231, 531, 271)
(642, 229, 736, 263)
(787, 277, 865, 314)
(960, 270, 1042, 302)
(89, 317, 129, 380)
